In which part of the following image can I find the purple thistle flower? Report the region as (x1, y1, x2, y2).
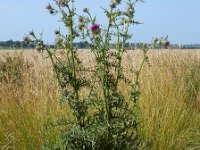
(90, 23, 101, 34)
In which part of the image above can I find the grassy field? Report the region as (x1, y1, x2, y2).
(1, 49, 200, 149)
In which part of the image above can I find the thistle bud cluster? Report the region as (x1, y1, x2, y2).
(123, 5, 135, 19)
(57, 0, 68, 7)
(46, 3, 56, 14)
(153, 37, 170, 48)
(107, 0, 136, 25)
(110, 0, 122, 8)
(78, 16, 86, 31)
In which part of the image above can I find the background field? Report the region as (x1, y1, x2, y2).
(1, 49, 200, 149)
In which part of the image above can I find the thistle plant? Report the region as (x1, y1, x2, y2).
(25, 0, 148, 149)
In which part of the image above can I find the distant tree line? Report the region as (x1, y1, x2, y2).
(0, 40, 89, 49)
(0, 40, 34, 49)
(1, 40, 200, 50)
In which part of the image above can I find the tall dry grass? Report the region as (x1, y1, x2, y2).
(138, 50, 200, 149)
(0, 51, 63, 149)
(0, 49, 200, 149)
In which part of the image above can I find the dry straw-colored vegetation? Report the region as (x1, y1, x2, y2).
(0, 49, 200, 149)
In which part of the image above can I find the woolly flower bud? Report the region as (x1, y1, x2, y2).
(83, 8, 88, 13)
(46, 3, 53, 10)
(46, 4, 56, 14)
(110, 1, 117, 8)
(78, 16, 84, 23)
(36, 45, 42, 52)
(160, 39, 170, 48)
(55, 37, 64, 47)
(115, 0, 122, 4)
(128, 8, 135, 16)
(120, 18, 128, 25)
(153, 37, 158, 43)
(54, 30, 60, 35)
(36, 41, 44, 52)
(79, 24, 85, 31)
(23, 36, 30, 45)
(57, 0, 67, 7)
(29, 31, 35, 37)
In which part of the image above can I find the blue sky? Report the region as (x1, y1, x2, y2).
(0, 0, 200, 44)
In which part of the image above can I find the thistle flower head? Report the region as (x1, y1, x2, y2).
(35, 41, 44, 52)
(115, 0, 122, 4)
(127, 8, 135, 16)
(83, 8, 89, 13)
(46, 3, 53, 10)
(29, 31, 35, 37)
(54, 30, 60, 35)
(46, 3, 56, 14)
(79, 24, 85, 31)
(78, 16, 84, 23)
(46, 4, 55, 14)
(90, 23, 101, 34)
(160, 39, 170, 48)
(57, 0, 67, 7)
(23, 36, 30, 45)
(55, 37, 64, 47)
(153, 37, 158, 43)
(110, 1, 117, 8)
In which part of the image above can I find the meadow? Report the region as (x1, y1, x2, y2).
(0, 49, 200, 149)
